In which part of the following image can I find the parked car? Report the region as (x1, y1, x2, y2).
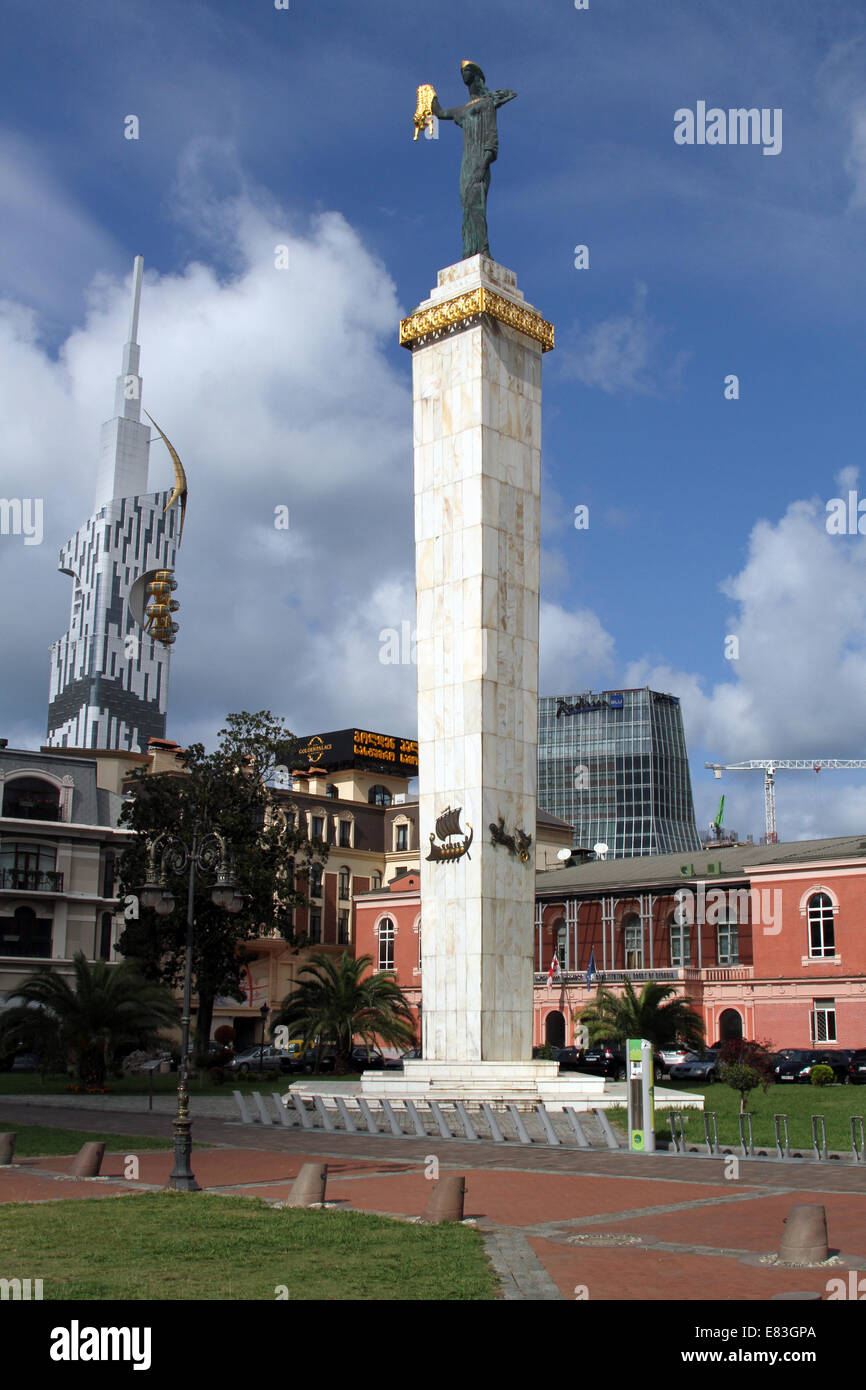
(227, 1045, 296, 1075)
(350, 1046, 385, 1071)
(551, 1045, 585, 1072)
(578, 1044, 665, 1083)
(773, 1049, 849, 1084)
(9, 1052, 41, 1073)
(384, 1048, 422, 1070)
(847, 1050, 866, 1085)
(668, 1052, 719, 1084)
(658, 1045, 693, 1072)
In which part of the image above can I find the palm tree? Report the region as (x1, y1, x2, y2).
(0, 952, 180, 1086)
(577, 980, 704, 1054)
(272, 952, 416, 1074)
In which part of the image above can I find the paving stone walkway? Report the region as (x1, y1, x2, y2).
(2, 1099, 864, 1301)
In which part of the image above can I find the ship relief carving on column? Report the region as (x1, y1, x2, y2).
(427, 806, 473, 862)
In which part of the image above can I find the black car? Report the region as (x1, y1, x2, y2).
(350, 1046, 385, 1071)
(579, 1044, 665, 1082)
(551, 1046, 585, 1072)
(847, 1050, 866, 1085)
(384, 1048, 422, 1070)
(773, 1050, 848, 1084)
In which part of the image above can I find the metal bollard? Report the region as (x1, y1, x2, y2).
(0, 1132, 16, 1165)
(851, 1116, 865, 1164)
(285, 1162, 327, 1208)
(774, 1114, 790, 1160)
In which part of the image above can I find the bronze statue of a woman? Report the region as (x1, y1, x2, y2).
(431, 61, 517, 260)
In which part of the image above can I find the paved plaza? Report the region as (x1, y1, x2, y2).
(2, 1099, 864, 1301)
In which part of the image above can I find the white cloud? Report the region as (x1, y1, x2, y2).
(561, 282, 691, 397)
(0, 176, 416, 748)
(539, 600, 616, 696)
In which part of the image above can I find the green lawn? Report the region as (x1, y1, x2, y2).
(0, 1192, 498, 1300)
(9, 1125, 174, 1156)
(655, 1080, 865, 1151)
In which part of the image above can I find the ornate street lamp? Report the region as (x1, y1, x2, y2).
(139, 826, 243, 1191)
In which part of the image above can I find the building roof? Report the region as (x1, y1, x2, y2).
(536, 833, 866, 895)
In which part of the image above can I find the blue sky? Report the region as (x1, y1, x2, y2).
(4, 0, 866, 842)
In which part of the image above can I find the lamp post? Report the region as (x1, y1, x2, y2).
(259, 1002, 270, 1071)
(139, 825, 243, 1191)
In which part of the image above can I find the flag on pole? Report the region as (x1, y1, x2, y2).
(586, 949, 597, 989)
(547, 954, 561, 990)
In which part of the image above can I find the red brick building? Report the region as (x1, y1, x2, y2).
(358, 834, 866, 1055)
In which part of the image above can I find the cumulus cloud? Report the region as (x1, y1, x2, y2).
(560, 282, 691, 398)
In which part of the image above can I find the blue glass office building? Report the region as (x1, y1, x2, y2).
(538, 688, 701, 859)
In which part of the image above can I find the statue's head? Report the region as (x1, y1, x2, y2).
(461, 60, 485, 88)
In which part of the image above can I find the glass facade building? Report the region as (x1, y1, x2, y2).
(538, 688, 701, 859)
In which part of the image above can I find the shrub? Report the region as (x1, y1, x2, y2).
(720, 1060, 762, 1112)
(810, 1064, 834, 1087)
(208, 1066, 228, 1086)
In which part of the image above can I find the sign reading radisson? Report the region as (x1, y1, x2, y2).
(295, 729, 419, 776)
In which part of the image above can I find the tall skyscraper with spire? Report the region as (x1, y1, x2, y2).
(46, 257, 185, 751)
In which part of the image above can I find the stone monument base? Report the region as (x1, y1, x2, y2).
(359, 1059, 608, 1111)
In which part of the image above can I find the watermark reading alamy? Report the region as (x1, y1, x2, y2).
(675, 103, 782, 156)
(50, 1322, 151, 1371)
(673, 885, 782, 935)
(826, 490, 866, 535)
(1, 1277, 43, 1300)
(0, 498, 43, 545)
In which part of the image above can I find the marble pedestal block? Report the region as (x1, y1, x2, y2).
(387, 256, 558, 1105)
(410, 257, 549, 1066)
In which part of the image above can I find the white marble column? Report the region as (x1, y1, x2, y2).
(405, 256, 551, 1064)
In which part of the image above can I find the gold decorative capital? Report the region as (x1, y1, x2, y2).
(399, 286, 554, 352)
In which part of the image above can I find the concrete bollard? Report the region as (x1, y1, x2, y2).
(421, 1174, 466, 1224)
(284, 1162, 327, 1207)
(779, 1203, 829, 1265)
(0, 1132, 16, 1164)
(68, 1141, 105, 1177)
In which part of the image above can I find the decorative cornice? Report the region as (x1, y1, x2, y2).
(400, 286, 554, 353)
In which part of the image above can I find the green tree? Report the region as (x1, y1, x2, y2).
(116, 710, 326, 1053)
(577, 980, 705, 1053)
(720, 1061, 762, 1113)
(272, 953, 416, 1074)
(0, 952, 179, 1087)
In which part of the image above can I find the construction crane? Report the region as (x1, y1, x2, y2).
(705, 760, 866, 844)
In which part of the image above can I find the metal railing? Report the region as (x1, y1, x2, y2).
(0, 869, 63, 893)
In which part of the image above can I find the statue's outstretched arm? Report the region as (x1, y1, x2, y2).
(431, 94, 459, 121)
(493, 89, 517, 108)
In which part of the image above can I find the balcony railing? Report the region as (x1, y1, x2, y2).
(534, 965, 754, 985)
(0, 869, 64, 893)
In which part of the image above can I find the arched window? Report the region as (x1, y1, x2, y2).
(2, 777, 61, 822)
(372, 871, 382, 891)
(378, 917, 395, 971)
(338, 867, 351, 900)
(669, 913, 690, 967)
(716, 911, 739, 966)
(369, 785, 392, 807)
(807, 893, 835, 957)
(0, 906, 52, 958)
(623, 913, 643, 969)
(326, 784, 339, 799)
